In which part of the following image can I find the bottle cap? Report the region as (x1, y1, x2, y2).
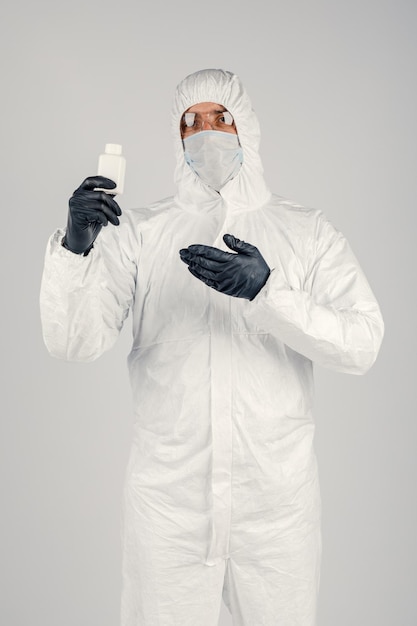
(104, 143, 122, 155)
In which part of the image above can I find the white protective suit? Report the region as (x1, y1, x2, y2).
(40, 69, 384, 625)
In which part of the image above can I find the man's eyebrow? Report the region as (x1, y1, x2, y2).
(191, 109, 227, 114)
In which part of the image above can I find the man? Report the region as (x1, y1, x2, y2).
(40, 68, 384, 625)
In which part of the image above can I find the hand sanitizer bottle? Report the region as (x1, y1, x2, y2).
(97, 143, 126, 194)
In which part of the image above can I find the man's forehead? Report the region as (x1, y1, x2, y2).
(184, 102, 227, 114)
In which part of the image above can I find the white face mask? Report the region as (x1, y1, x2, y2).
(183, 130, 243, 191)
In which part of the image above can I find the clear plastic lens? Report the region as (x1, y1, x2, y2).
(184, 112, 197, 127)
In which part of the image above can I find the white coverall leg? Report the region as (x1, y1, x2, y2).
(40, 69, 384, 625)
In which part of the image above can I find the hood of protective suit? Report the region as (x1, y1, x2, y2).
(172, 69, 271, 212)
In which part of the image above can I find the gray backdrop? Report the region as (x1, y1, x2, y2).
(2, 0, 416, 624)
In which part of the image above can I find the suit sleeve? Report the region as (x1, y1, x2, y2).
(246, 212, 384, 374)
(39, 213, 139, 362)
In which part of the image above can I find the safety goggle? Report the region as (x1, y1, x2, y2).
(181, 110, 235, 135)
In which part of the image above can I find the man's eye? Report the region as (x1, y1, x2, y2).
(220, 112, 234, 126)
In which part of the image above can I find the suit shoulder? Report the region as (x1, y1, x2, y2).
(266, 194, 329, 234)
(122, 196, 176, 226)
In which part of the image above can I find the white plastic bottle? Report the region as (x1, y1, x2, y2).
(97, 143, 126, 194)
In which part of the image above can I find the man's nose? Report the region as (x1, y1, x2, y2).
(201, 119, 214, 130)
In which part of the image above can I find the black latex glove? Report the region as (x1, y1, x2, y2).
(179, 234, 270, 301)
(62, 176, 122, 255)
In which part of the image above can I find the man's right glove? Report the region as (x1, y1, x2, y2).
(62, 176, 122, 255)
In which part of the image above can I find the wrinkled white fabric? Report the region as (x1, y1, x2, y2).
(183, 130, 243, 191)
(40, 68, 384, 626)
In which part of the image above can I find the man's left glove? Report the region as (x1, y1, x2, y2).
(179, 234, 270, 301)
